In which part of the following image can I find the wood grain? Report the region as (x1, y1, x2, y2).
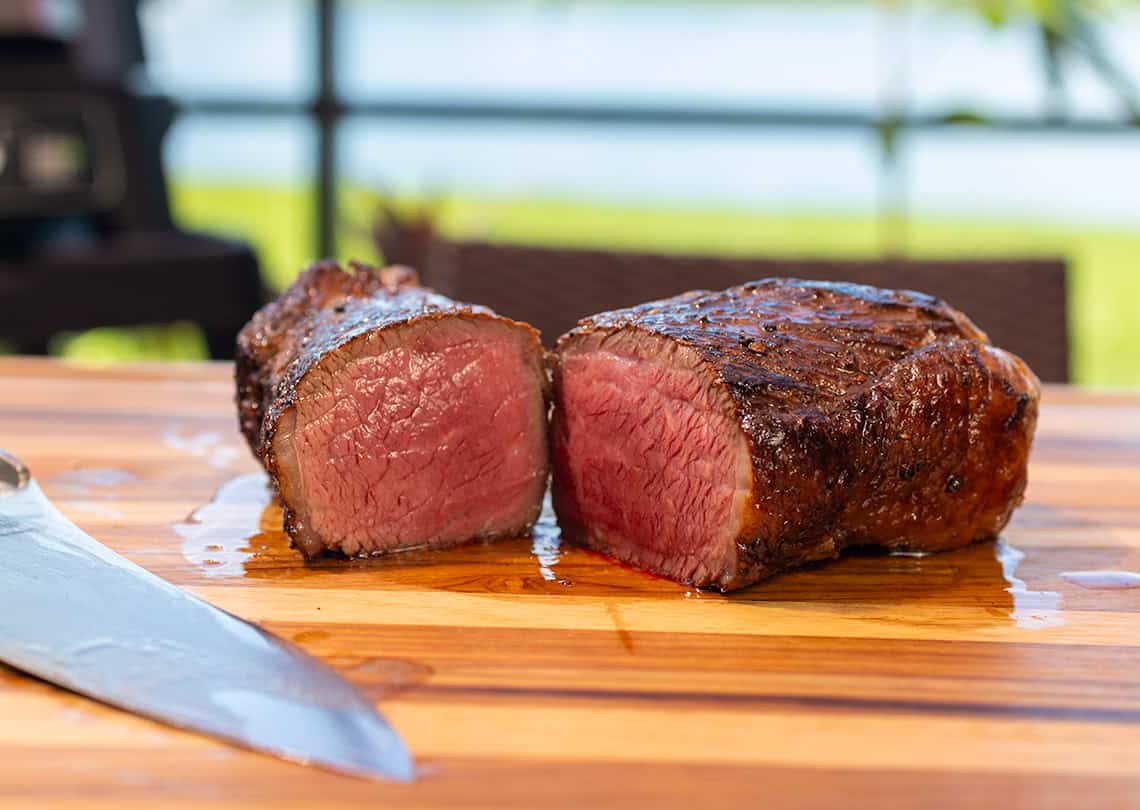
(0, 356, 1138, 809)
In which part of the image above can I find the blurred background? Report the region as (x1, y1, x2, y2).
(2, 0, 1138, 386)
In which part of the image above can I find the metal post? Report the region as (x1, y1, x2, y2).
(315, 0, 337, 259)
(876, 0, 910, 257)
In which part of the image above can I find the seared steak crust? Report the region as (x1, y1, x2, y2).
(237, 261, 462, 459)
(236, 260, 547, 557)
(551, 278, 1040, 590)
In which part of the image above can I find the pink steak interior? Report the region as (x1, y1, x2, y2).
(273, 316, 548, 557)
(552, 330, 752, 585)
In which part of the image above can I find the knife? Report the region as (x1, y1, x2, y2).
(0, 448, 414, 782)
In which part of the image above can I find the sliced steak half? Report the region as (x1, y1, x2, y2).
(237, 261, 549, 559)
(550, 278, 1040, 591)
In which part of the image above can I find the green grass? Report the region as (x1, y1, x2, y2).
(62, 181, 1135, 387)
(49, 322, 210, 364)
(172, 183, 316, 292)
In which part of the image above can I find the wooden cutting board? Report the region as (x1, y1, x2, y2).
(1, 356, 1138, 809)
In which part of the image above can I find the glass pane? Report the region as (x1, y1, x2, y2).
(906, 131, 1140, 388)
(904, 6, 1140, 118)
(339, 121, 878, 212)
(335, 120, 881, 276)
(337, 2, 878, 110)
(139, 0, 314, 101)
(909, 132, 1140, 224)
(165, 115, 316, 291)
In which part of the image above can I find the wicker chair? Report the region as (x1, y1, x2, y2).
(377, 218, 1069, 383)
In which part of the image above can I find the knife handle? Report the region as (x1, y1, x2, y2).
(0, 449, 29, 495)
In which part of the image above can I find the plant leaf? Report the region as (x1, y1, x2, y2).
(940, 109, 991, 125)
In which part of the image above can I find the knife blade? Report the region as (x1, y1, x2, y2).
(0, 449, 414, 782)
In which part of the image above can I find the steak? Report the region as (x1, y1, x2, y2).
(236, 261, 549, 559)
(550, 278, 1040, 591)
